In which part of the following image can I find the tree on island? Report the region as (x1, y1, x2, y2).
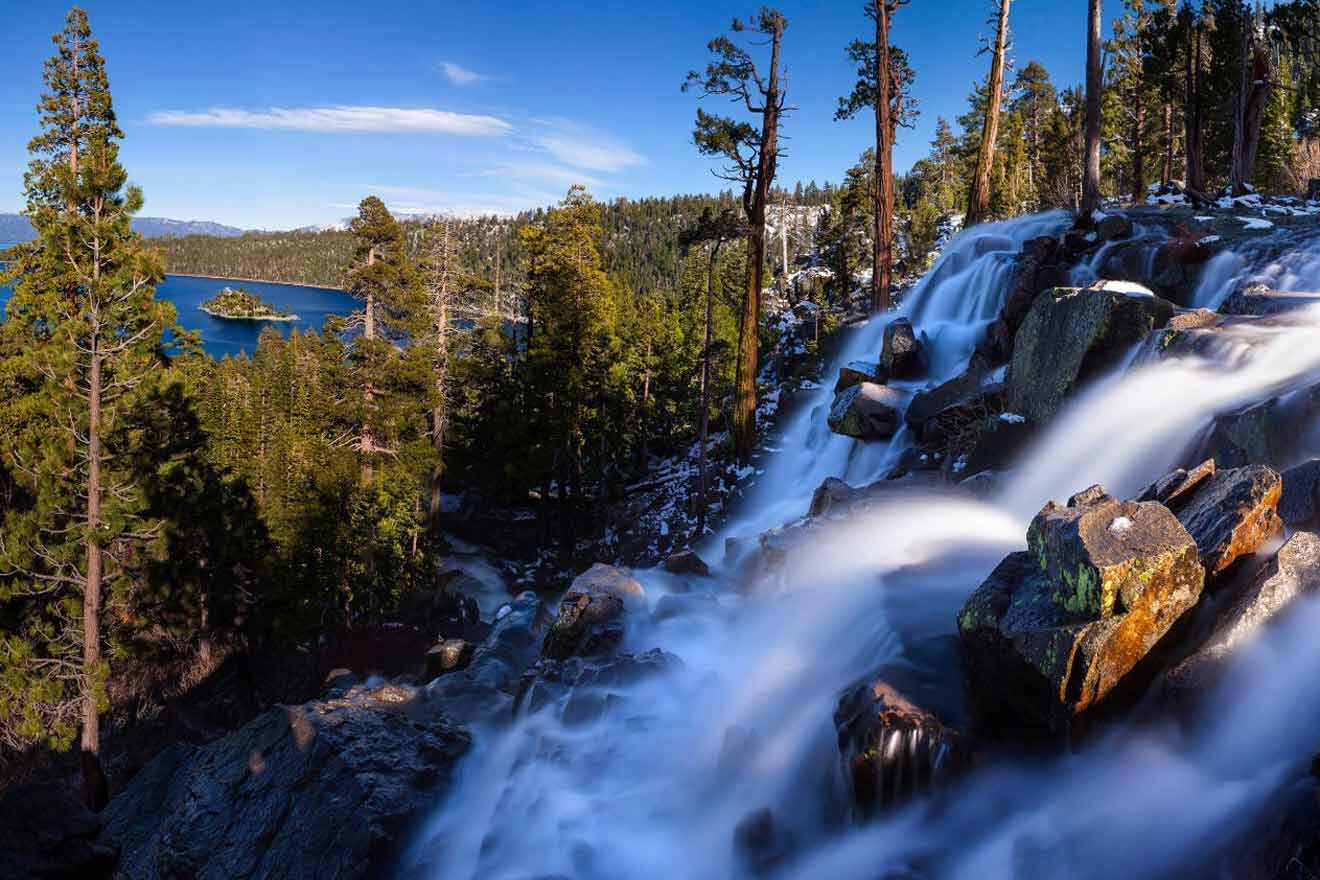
(0, 6, 175, 809)
(685, 8, 789, 465)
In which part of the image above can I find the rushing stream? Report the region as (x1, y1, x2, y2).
(404, 212, 1320, 880)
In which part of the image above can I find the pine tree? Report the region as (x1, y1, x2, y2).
(835, 1, 917, 313)
(0, 6, 175, 808)
(968, 0, 1012, 225)
(1082, 0, 1106, 218)
(685, 9, 788, 465)
(1010, 61, 1057, 208)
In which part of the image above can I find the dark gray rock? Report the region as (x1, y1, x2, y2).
(1096, 213, 1134, 242)
(835, 360, 886, 394)
(1220, 284, 1320, 317)
(425, 638, 474, 677)
(101, 684, 470, 880)
(664, 549, 710, 576)
(1196, 382, 1320, 470)
(1281, 460, 1320, 527)
(827, 383, 903, 440)
(1164, 532, 1320, 701)
(513, 648, 679, 722)
(881, 317, 927, 379)
(1006, 286, 1175, 424)
(834, 678, 968, 818)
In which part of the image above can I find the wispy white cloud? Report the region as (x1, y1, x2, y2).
(530, 129, 645, 172)
(440, 61, 486, 85)
(148, 105, 511, 137)
(469, 161, 603, 189)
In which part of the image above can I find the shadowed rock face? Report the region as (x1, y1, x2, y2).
(1281, 460, 1320, 527)
(541, 563, 646, 661)
(100, 684, 470, 880)
(835, 360, 886, 394)
(834, 679, 968, 818)
(1197, 382, 1320, 470)
(959, 487, 1204, 734)
(1006, 286, 1175, 424)
(881, 317, 926, 379)
(0, 782, 117, 879)
(1173, 464, 1283, 576)
(1163, 531, 1320, 703)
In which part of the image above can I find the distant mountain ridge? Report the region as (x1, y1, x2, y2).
(0, 212, 246, 243)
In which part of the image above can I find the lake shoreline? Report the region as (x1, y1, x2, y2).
(169, 271, 343, 292)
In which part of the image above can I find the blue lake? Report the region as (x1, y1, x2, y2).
(0, 271, 358, 358)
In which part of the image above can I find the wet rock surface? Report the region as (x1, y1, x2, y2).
(1220, 284, 1320, 317)
(513, 648, 679, 721)
(664, 549, 710, 576)
(834, 678, 968, 818)
(101, 683, 470, 880)
(1006, 286, 1175, 424)
(958, 486, 1204, 733)
(1163, 532, 1320, 702)
(1197, 382, 1320, 469)
(1281, 460, 1320, 527)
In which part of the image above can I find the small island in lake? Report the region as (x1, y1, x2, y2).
(200, 286, 299, 321)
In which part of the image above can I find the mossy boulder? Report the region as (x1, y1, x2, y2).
(827, 382, 902, 440)
(958, 486, 1204, 734)
(1006, 285, 1176, 424)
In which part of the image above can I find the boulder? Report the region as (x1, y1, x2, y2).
(1196, 382, 1320, 469)
(570, 562, 645, 601)
(1149, 239, 1214, 306)
(827, 382, 903, 440)
(1281, 460, 1320, 527)
(1096, 213, 1134, 242)
(427, 593, 545, 720)
(905, 370, 1005, 444)
(835, 360, 886, 394)
(979, 236, 1071, 364)
(1163, 532, 1320, 701)
(732, 808, 797, 877)
(1006, 286, 1175, 424)
(542, 590, 627, 661)
(1220, 284, 1320, 317)
(425, 638, 474, 678)
(834, 678, 968, 818)
(101, 683, 470, 880)
(1173, 464, 1283, 576)
(0, 783, 117, 880)
(1136, 458, 1217, 510)
(513, 648, 678, 721)
(958, 487, 1204, 733)
(809, 476, 857, 518)
(397, 584, 479, 640)
(880, 318, 927, 379)
(664, 549, 710, 576)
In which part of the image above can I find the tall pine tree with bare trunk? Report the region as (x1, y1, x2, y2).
(0, 6, 174, 810)
(836, 0, 916, 313)
(685, 8, 789, 465)
(967, 0, 1012, 226)
(1081, 0, 1105, 219)
(679, 208, 744, 538)
(423, 220, 457, 546)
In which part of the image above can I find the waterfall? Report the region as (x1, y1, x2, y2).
(404, 214, 1320, 880)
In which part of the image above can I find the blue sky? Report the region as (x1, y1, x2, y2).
(1, 0, 1126, 230)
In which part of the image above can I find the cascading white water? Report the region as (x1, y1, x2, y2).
(405, 214, 1320, 880)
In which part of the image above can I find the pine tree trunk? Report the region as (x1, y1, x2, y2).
(1230, 26, 1271, 196)
(427, 225, 451, 547)
(967, 0, 1011, 226)
(1185, 20, 1207, 196)
(1130, 93, 1146, 202)
(732, 21, 783, 466)
(361, 247, 377, 484)
(873, 0, 894, 313)
(697, 241, 720, 538)
(1081, 0, 1104, 219)
(82, 347, 108, 811)
(1163, 100, 1174, 185)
